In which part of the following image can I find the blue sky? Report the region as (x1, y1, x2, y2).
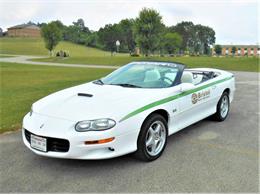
(0, 0, 258, 45)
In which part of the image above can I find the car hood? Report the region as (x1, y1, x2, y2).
(33, 82, 175, 122)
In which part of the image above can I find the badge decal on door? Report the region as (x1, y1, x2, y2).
(192, 89, 210, 104)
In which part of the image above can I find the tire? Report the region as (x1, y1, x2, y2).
(212, 92, 230, 121)
(134, 114, 168, 161)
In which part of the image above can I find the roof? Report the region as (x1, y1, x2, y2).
(219, 44, 259, 48)
(8, 24, 40, 30)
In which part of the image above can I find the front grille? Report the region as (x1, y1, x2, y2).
(24, 129, 70, 152)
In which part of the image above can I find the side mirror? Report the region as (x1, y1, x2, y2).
(180, 83, 195, 92)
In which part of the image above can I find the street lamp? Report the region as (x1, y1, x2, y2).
(116, 40, 120, 53)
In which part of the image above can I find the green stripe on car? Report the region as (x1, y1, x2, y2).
(119, 76, 233, 122)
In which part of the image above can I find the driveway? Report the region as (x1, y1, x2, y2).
(0, 55, 119, 69)
(0, 71, 259, 193)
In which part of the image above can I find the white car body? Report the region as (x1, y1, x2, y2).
(22, 62, 235, 160)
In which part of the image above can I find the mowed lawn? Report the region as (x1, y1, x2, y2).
(0, 37, 118, 57)
(34, 56, 260, 72)
(1, 37, 259, 72)
(0, 62, 113, 133)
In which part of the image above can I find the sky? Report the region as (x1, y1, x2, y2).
(0, 0, 258, 45)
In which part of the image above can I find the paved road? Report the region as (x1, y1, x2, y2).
(0, 71, 259, 193)
(0, 55, 120, 69)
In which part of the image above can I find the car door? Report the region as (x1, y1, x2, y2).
(175, 78, 218, 131)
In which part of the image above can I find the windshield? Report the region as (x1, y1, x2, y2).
(100, 62, 181, 88)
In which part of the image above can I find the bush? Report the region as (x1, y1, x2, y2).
(56, 50, 69, 57)
(130, 53, 140, 57)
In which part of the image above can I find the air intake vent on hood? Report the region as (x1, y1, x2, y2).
(78, 93, 93, 97)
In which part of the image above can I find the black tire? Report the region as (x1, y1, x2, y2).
(134, 114, 168, 162)
(212, 92, 230, 121)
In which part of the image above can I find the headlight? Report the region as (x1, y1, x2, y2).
(75, 118, 116, 132)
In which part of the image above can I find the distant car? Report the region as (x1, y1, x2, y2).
(22, 61, 235, 161)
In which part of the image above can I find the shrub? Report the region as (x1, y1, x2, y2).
(130, 53, 140, 57)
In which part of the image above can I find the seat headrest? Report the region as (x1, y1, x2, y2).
(144, 70, 160, 82)
(181, 72, 193, 83)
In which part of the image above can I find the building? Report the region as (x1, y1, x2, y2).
(7, 24, 41, 37)
(212, 45, 259, 56)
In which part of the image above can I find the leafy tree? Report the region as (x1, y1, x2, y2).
(41, 22, 62, 55)
(97, 24, 121, 54)
(194, 24, 215, 55)
(73, 18, 90, 34)
(85, 32, 99, 47)
(118, 19, 135, 54)
(169, 21, 195, 53)
(134, 8, 164, 56)
(170, 22, 215, 55)
(0, 28, 3, 37)
(231, 46, 236, 56)
(64, 19, 90, 44)
(163, 32, 182, 55)
(214, 44, 222, 56)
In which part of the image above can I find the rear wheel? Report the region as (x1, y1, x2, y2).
(212, 92, 230, 121)
(134, 114, 168, 161)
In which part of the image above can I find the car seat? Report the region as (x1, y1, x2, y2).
(181, 71, 193, 84)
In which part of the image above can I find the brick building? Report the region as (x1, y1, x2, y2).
(7, 24, 41, 37)
(212, 45, 259, 56)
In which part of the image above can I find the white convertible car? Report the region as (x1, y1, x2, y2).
(22, 61, 235, 161)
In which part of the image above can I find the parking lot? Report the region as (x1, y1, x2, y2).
(0, 71, 259, 193)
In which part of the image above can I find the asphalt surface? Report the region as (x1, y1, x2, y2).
(0, 71, 259, 193)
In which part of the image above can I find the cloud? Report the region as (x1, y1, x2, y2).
(0, 0, 258, 44)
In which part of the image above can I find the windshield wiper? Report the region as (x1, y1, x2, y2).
(111, 83, 142, 88)
(93, 79, 104, 85)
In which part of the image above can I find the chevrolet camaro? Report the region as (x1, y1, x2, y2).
(22, 61, 235, 161)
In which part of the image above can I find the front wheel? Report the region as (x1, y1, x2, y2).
(212, 92, 230, 121)
(134, 114, 168, 161)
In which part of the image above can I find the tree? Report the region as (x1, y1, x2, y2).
(63, 19, 90, 45)
(134, 8, 164, 56)
(0, 28, 3, 37)
(214, 45, 222, 56)
(170, 22, 215, 55)
(118, 19, 135, 54)
(41, 22, 62, 55)
(163, 32, 182, 55)
(73, 18, 90, 34)
(194, 24, 215, 55)
(85, 32, 99, 47)
(169, 21, 195, 54)
(97, 24, 121, 54)
(231, 46, 236, 56)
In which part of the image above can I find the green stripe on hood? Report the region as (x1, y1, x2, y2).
(119, 76, 233, 122)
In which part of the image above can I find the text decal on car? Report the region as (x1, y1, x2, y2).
(191, 89, 210, 104)
(119, 76, 233, 122)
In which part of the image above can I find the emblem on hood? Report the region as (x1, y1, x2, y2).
(40, 124, 44, 129)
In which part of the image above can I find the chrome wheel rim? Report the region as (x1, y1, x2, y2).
(145, 121, 166, 156)
(220, 95, 229, 118)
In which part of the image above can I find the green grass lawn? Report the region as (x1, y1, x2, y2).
(0, 37, 120, 57)
(33, 56, 260, 72)
(0, 37, 259, 72)
(0, 55, 13, 58)
(0, 62, 113, 133)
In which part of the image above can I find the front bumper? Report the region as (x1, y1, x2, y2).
(22, 113, 140, 159)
